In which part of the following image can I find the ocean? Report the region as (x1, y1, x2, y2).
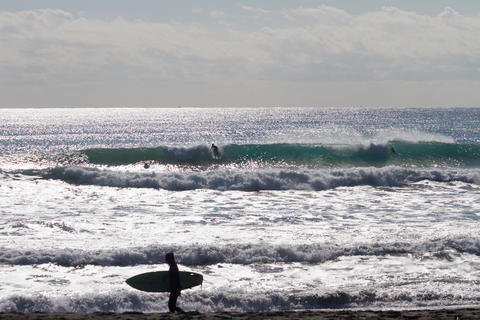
(0, 107, 479, 313)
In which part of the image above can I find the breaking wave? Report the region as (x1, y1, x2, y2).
(31, 166, 480, 191)
(1, 236, 479, 267)
(1, 289, 474, 313)
(50, 142, 480, 168)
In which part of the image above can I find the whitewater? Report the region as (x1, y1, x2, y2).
(0, 107, 479, 312)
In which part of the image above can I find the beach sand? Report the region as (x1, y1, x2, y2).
(1, 308, 479, 320)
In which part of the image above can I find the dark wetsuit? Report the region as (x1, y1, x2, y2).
(211, 144, 219, 158)
(168, 261, 183, 312)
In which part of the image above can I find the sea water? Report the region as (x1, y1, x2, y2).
(0, 107, 479, 312)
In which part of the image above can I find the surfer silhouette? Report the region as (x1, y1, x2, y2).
(165, 252, 183, 313)
(211, 143, 220, 159)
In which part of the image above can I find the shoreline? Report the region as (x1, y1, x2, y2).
(1, 308, 479, 320)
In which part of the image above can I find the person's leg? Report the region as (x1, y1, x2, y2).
(168, 292, 178, 312)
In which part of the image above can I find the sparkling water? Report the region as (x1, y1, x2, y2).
(0, 107, 479, 312)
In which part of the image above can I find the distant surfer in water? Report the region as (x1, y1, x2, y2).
(211, 143, 220, 159)
(165, 252, 183, 313)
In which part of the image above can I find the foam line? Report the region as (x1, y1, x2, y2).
(1, 237, 478, 267)
(39, 166, 480, 191)
(0, 285, 478, 312)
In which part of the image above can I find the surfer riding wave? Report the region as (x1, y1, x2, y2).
(211, 143, 220, 159)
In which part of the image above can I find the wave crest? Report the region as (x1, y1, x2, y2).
(1, 289, 466, 313)
(43, 142, 480, 168)
(38, 166, 480, 191)
(1, 237, 478, 267)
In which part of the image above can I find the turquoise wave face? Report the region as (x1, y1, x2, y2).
(59, 142, 480, 168)
(80, 145, 213, 165)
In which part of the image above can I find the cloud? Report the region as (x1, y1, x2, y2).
(286, 5, 350, 24)
(210, 10, 227, 18)
(273, 6, 480, 81)
(0, 6, 479, 88)
(240, 5, 272, 16)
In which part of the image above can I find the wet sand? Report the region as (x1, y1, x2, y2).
(1, 308, 479, 320)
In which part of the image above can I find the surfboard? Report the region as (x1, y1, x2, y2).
(126, 271, 203, 292)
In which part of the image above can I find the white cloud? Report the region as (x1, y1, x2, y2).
(240, 5, 272, 16)
(1, 6, 479, 107)
(289, 5, 351, 24)
(210, 10, 226, 18)
(0, 9, 266, 85)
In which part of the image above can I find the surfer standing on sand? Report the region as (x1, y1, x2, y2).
(165, 252, 183, 313)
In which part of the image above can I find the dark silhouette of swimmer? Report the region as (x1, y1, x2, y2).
(165, 252, 183, 313)
(211, 143, 220, 159)
(390, 147, 397, 154)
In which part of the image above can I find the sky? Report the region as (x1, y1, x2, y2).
(1, 1, 480, 108)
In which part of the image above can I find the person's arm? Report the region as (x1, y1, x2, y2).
(169, 265, 182, 293)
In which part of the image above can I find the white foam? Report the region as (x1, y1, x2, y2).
(1, 235, 479, 267)
(43, 166, 480, 191)
(2, 108, 480, 313)
(1, 258, 479, 313)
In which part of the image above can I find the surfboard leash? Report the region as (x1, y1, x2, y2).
(200, 283, 206, 313)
